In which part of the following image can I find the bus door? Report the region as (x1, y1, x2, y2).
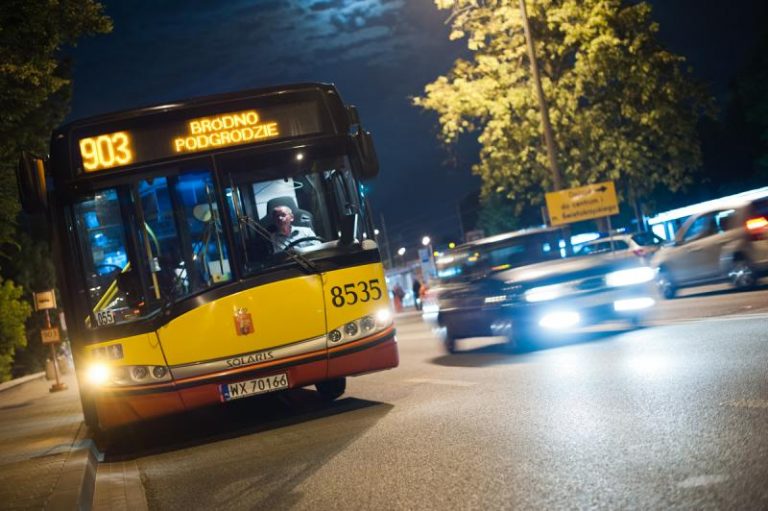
(124, 169, 326, 378)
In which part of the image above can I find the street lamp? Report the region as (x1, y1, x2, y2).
(421, 235, 435, 281)
(397, 247, 406, 257)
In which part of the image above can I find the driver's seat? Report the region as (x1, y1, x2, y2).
(262, 196, 314, 230)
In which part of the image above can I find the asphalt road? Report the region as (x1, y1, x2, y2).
(98, 285, 768, 510)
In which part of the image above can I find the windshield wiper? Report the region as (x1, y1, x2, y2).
(237, 215, 320, 274)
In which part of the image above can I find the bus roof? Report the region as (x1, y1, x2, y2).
(56, 82, 341, 133)
(51, 82, 353, 179)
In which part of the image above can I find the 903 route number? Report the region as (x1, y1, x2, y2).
(330, 279, 383, 307)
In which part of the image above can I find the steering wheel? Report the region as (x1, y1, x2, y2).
(283, 236, 325, 251)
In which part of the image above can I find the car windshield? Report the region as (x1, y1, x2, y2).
(577, 239, 630, 255)
(72, 150, 366, 329)
(437, 231, 565, 282)
(631, 232, 663, 246)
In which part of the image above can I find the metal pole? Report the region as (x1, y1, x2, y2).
(456, 203, 466, 243)
(607, 215, 615, 254)
(46, 309, 66, 392)
(379, 213, 394, 268)
(519, 0, 563, 192)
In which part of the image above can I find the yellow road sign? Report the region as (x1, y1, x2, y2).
(34, 290, 57, 311)
(545, 181, 619, 226)
(41, 327, 61, 344)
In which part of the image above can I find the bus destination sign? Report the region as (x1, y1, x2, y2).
(173, 110, 280, 154)
(75, 98, 325, 174)
(79, 109, 280, 173)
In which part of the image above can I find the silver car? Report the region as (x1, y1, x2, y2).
(651, 197, 768, 298)
(576, 232, 665, 260)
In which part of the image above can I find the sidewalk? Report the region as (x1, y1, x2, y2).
(0, 371, 92, 510)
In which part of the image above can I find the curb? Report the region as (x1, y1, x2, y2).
(0, 371, 46, 393)
(45, 422, 100, 511)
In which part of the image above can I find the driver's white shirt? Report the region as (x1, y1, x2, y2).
(271, 226, 319, 251)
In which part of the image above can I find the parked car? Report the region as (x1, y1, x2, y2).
(576, 232, 665, 260)
(651, 197, 768, 298)
(435, 228, 656, 353)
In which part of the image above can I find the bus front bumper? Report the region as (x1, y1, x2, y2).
(92, 331, 398, 430)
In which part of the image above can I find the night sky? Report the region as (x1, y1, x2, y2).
(67, 0, 767, 247)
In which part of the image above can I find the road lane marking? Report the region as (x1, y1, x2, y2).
(677, 474, 729, 488)
(725, 399, 768, 410)
(405, 378, 477, 387)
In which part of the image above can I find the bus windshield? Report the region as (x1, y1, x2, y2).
(73, 149, 365, 329)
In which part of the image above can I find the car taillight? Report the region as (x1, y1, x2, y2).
(746, 216, 768, 239)
(633, 248, 646, 257)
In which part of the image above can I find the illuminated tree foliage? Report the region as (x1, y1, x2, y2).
(0, 0, 111, 379)
(0, 277, 31, 381)
(414, 0, 713, 212)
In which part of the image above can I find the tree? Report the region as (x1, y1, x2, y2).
(0, 0, 111, 379)
(414, 0, 713, 217)
(0, 277, 31, 381)
(0, 0, 112, 248)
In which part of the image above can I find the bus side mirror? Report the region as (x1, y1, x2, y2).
(352, 129, 379, 180)
(340, 213, 360, 246)
(17, 152, 48, 213)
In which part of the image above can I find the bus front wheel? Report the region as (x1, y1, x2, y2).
(316, 378, 346, 401)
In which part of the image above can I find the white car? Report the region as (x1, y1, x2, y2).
(576, 233, 664, 260)
(651, 197, 768, 298)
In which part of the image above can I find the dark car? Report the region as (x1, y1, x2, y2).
(435, 228, 656, 353)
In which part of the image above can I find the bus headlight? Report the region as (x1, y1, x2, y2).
(86, 363, 172, 386)
(375, 308, 392, 326)
(606, 267, 655, 287)
(86, 363, 110, 386)
(328, 308, 393, 346)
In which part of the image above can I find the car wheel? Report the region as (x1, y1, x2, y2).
(657, 269, 677, 299)
(629, 314, 645, 328)
(729, 259, 756, 290)
(443, 335, 458, 354)
(315, 378, 346, 401)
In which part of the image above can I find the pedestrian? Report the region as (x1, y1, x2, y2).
(412, 279, 423, 310)
(393, 284, 405, 312)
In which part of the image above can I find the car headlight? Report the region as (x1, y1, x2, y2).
(525, 284, 564, 302)
(605, 267, 655, 287)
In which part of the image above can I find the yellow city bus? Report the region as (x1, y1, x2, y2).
(18, 83, 398, 432)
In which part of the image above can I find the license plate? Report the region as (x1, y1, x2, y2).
(220, 373, 289, 402)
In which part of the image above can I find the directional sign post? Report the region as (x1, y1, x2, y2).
(545, 181, 619, 227)
(35, 290, 67, 392)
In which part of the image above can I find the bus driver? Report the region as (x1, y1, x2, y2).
(270, 205, 321, 251)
